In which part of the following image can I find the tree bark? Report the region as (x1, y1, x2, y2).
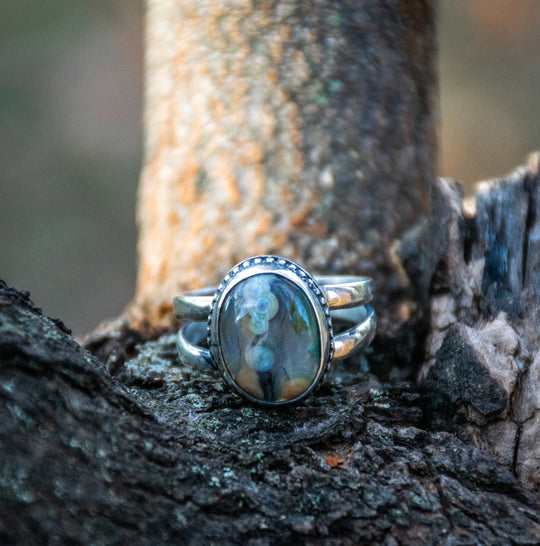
(400, 153, 540, 487)
(133, 0, 437, 362)
(2, 283, 539, 544)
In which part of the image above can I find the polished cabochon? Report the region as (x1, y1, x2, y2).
(209, 257, 332, 405)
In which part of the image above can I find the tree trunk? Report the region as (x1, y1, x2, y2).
(133, 0, 437, 362)
(2, 283, 539, 544)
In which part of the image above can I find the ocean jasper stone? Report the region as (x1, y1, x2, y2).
(218, 273, 323, 403)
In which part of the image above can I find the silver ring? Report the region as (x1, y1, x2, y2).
(174, 255, 376, 406)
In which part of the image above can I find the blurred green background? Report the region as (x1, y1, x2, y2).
(1, 1, 539, 334)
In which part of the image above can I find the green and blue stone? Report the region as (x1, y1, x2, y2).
(218, 273, 323, 402)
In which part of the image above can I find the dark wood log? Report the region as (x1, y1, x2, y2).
(398, 153, 540, 487)
(2, 282, 539, 544)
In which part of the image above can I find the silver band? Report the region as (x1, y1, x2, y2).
(173, 256, 376, 405)
(175, 276, 375, 371)
(174, 276, 373, 322)
(177, 304, 376, 373)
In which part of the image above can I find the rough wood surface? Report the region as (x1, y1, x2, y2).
(134, 0, 437, 358)
(2, 281, 539, 544)
(398, 153, 540, 486)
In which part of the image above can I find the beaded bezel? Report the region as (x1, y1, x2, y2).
(208, 256, 334, 406)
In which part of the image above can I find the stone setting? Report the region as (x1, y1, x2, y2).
(209, 257, 331, 405)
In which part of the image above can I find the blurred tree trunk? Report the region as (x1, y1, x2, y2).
(132, 0, 437, 363)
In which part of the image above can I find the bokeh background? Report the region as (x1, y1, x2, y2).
(1, 1, 539, 334)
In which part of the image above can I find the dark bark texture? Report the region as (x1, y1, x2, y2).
(398, 153, 540, 487)
(2, 282, 539, 544)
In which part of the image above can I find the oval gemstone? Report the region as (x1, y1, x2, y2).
(218, 273, 323, 402)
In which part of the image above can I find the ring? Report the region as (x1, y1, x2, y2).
(174, 256, 376, 406)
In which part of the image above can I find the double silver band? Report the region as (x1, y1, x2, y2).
(175, 276, 376, 372)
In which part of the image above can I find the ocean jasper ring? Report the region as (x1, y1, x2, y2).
(174, 256, 376, 406)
